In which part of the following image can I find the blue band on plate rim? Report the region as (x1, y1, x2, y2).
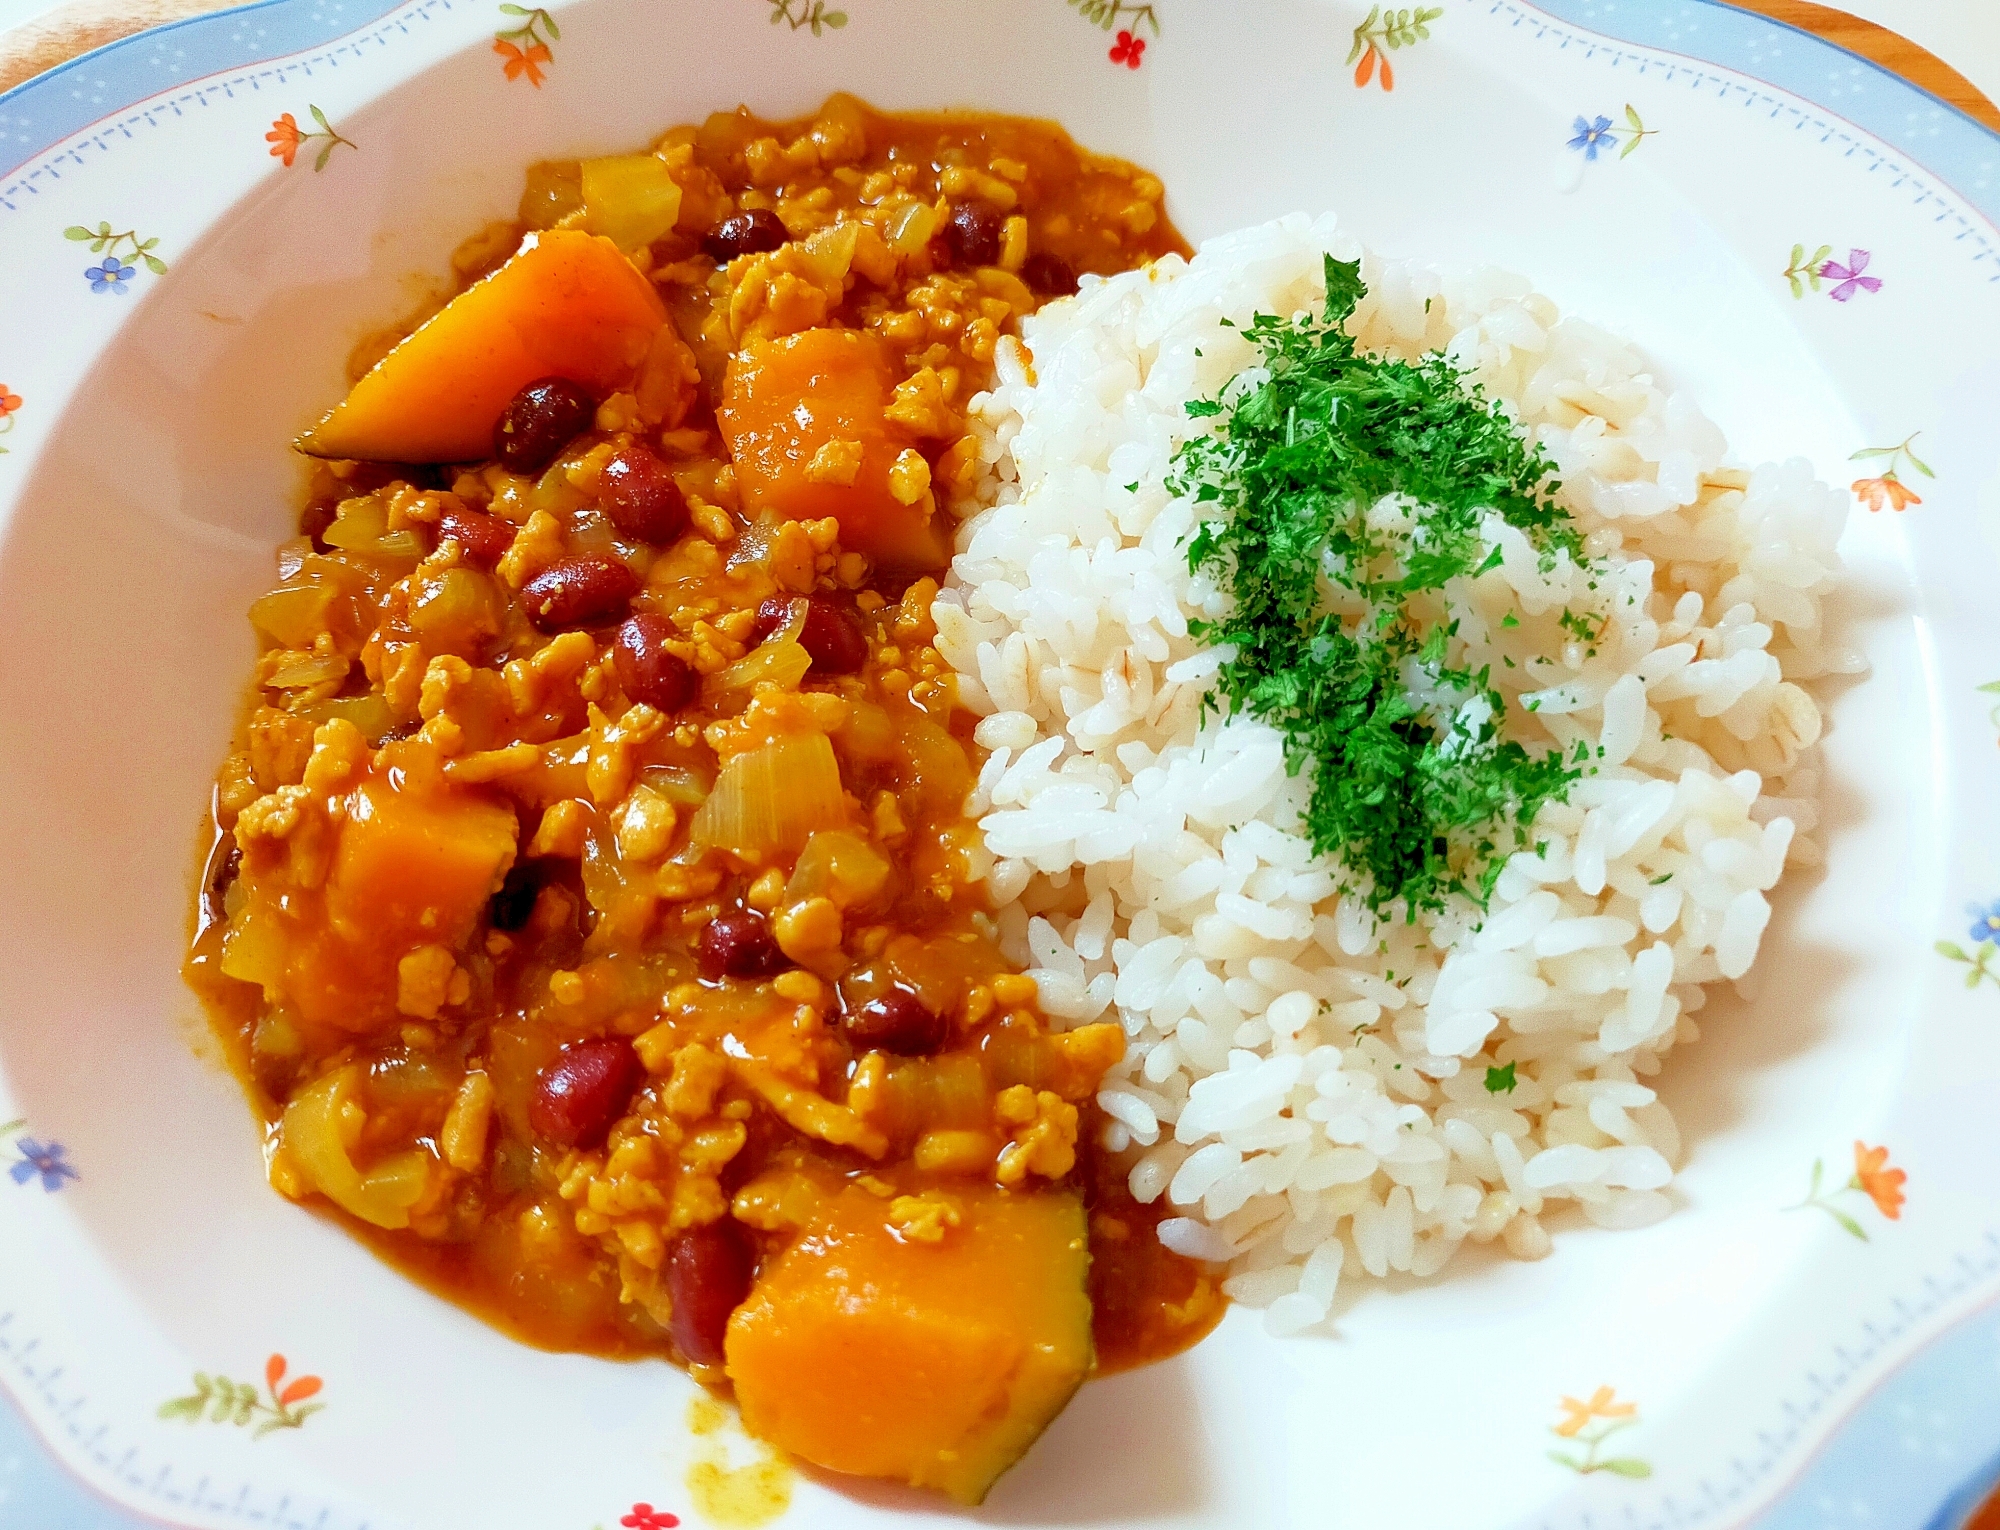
(0, 2, 1996, 1527)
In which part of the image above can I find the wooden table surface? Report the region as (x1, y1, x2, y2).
(1726, 0, 2000, 129)
(1, 0, 1997, 125)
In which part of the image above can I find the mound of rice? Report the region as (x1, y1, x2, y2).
(932, 214, 1855, 1335)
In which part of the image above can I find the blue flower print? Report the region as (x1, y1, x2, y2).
(1568, 114, 1615, 160)
(1969, 900, 2000, 945)
(86, 257, 135, 294)
(10, 1137, 78, 1192)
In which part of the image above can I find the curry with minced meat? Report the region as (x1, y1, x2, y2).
(185, 94, 1219, 1505)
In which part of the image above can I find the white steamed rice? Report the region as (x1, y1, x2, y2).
(931, 213, 1858, 1335)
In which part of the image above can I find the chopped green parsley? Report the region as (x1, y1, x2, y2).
(1172, 256, 1586, 917)
(1484, 1061, 1518, 1094)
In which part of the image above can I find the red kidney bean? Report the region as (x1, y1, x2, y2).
(844, 987, 947, 1057)
(666, 1221, 754, 1366)
(750, 594, 868, 675)
(696, 909, 785, 980)
(493, 376, 597, 474)
(436, 502, 516, 566)
(942, 201, 1002, 268)
(701, 208, 788, 263)
(527, 1038, 640, 1148)
(1021, 253, 1079, 296)
(611, 614, 695, 712)
(487, 861, 541, 932)
(598, 446, 689, 544)
(521, 556, 640, 631)
(299, 500, 338, 551)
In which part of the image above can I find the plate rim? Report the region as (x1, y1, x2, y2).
(0, 3, 1997, 1528)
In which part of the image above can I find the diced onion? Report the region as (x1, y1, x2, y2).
(580, 154, 685, 252)
(703, 640, 811, 709)
(704, 598, 810, 709)
(786, 829, 892, 911)
(279, 1065, 430, 1230)
(303, 692, 396, 743)
(220, 902, 286, 991)
(265, 653, 350, 689)
(689, 733, 848, 857)
(249, 583, 335, 647)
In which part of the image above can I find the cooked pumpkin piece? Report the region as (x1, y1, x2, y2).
(726, 1182, 1093, 1505)
(300, 229, 666, 462)
(719, 327, 951, 570)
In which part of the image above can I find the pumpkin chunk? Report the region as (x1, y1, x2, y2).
(726, 1182, 1092, 1504)
(300, 229, 666, 462)
(279, 773, 517, 1032)
(719, 327, 951, 569)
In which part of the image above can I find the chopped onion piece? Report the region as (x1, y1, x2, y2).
(690, 733, 848, 856)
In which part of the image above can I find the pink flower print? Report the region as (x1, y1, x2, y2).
(1817, 248, 1882, 302)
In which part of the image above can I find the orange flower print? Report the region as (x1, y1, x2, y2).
(493, 38, 550, 85)
(1851, 475, 1921, 512)
(1549, 1387, 1649, 1477)
(1554, 1385, 1636, 1439)
(494, 5, 559, 86)
(264, 106, 355, 171)
(1789, 1142, 1907, 1239)
(1347, 6, 1441, 93)
(265, 112, 304, 167)
(1850, 432, 1933, 511)
(0, 386, 21, 416)
(1853, 1141, 1906, 1220)
(160, 1352, 327, 1436)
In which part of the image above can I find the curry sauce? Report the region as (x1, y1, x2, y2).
(186, 94, 1217, 1502)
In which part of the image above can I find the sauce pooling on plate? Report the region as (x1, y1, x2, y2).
(185, 94, 1216, 1504)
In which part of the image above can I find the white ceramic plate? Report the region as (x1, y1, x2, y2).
(3, 3, 2000, 1527)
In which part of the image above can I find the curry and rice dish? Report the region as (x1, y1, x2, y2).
(187, 91, 1844, 1503)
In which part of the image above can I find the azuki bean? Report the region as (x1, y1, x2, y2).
(696, 909, 785, 980)
(1021, 253, 1079, 296)
(844, 987, 947, 1057)
(527, 1038, 640, 1149)
(493, 376, 597, 474)
(612, 614, 696, 712)
(942, 201, 1002, 268)
(598, 446, 689, 544)
(520, 556, 640, 631)
(666, 1221, 754, 1366)
(749, 594, 867, 675)
(701, 208, 788, 263)
(436, 503, 516, 566)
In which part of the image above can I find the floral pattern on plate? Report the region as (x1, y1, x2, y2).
(1548, 1387, 1650, 1478)
(3, 1120, 77, 1192)
(1067, 2, 1156, 68)
(766, 0, 847, 35)
(494, 4, 559, 85)
(1347, 6, 1441, 91)
(611, 1506, 681, 1529)
(1788, 1142, 1908, 1240)
(1940, 900, 2000, 992)
(1850, 431, 1932, 511)
(265, 107, 358, 172)
(158, 1353, 326, 1438)
(1567, 105, 1657, 161)
(1784, 243, 1883, 301)
(63, 222, 166, 291)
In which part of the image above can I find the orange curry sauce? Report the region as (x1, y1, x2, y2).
(185, 95, 1221, 1438)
